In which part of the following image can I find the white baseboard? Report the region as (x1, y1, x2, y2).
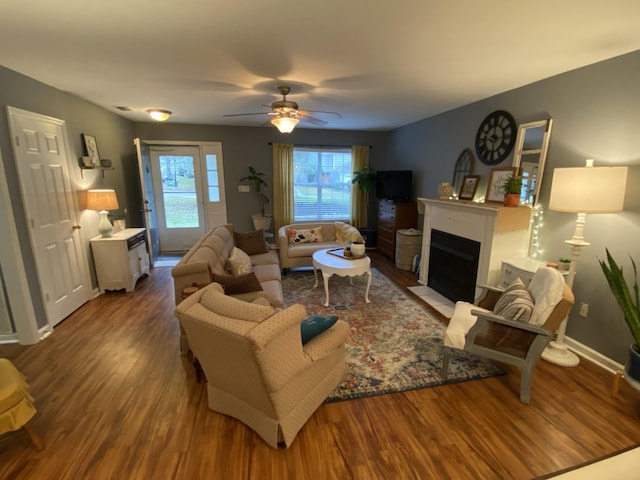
(564, 336, 624, 374)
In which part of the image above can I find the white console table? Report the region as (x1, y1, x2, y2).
(91, 228, 150, 293)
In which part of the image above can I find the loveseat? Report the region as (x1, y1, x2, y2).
(174, 282, 350, 448)
(278, 221, 364, 272)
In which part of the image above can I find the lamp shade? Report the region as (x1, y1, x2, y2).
(270, 115, 299, 134)
(549, 166, 628, 213)
(86, 189, 119, 211)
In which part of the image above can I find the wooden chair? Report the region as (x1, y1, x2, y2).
(441, 267, 574, 403)
(0, 358, 44, 450)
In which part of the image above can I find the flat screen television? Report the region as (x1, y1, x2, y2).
(375, 170, 412, 200)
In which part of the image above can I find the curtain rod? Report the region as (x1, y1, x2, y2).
(268, 143, 372, 149)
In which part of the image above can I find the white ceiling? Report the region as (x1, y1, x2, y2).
(2, 0, 640, 130)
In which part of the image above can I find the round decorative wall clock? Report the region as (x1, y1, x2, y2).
(474, 110, 517, 165)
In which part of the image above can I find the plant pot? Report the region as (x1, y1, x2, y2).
(350, 241, 366, 257)
(503, 193, 520, 207)
(624, 343, 640, 391)
(558, 262, 570, 272)
(251, 214, 272, 231)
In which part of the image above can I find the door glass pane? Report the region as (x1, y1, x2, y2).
(205, 154, 220, 203)
(159, 155, 199, 228)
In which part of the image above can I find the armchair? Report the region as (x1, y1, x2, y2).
(174, 283, 350, 448)
(442, 267, 574, 403)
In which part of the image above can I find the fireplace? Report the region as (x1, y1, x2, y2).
(428, 229, 480, 303)
(417, 198, 532, 301)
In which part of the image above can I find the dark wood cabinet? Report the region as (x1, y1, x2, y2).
(377, 200, 418, 258)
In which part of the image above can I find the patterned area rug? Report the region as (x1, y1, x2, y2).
(282, 268, 505, 403)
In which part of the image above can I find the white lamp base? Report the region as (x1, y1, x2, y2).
(97, 210, 113, 237)
(541, 340, 580, 367)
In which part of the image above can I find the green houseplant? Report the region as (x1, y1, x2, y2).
(351, 167, 376, 232)
(599, 249, 640, 388)
(240, 166, 271, 230)
(501, 175, 522, 207)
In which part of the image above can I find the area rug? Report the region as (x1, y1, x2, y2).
(281, 268, 505, 403)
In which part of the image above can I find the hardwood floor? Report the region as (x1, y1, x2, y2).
(1, 251, 639, 479)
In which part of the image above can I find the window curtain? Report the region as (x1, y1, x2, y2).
(351, 145, 370, 228)
(272, 143, 294, 232)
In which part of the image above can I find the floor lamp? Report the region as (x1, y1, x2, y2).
(541, 159, 628, 366)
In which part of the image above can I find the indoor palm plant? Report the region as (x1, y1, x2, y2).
(501, 175, 522, 207)
(599, 249, 640, 388)
(351, 167, 376, 220)
(240, 166, 271, 230)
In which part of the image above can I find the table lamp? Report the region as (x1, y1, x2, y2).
(86, 189, 120, 237)
(542, 159, 628, 366)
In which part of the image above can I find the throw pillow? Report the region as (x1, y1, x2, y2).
(212, 272, 264, 295)
(227, 247, 252, 276)
(235, 229, 268, 255)
(493, 278, 535, 323)
(334, 221, 365, 245)
(287, 227, 324, 244)
(300, 314, 338, 344)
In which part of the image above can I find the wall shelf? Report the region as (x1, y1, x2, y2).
(79, 165, 114, 178)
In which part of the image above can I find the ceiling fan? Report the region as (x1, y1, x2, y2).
(223, 85, 341, 133)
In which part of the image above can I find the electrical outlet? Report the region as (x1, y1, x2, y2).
(238, 185, 250, 193)
(579, 303, 589, 318)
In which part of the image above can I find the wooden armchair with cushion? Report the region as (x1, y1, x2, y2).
(174, 283, 350, 448)
(441, 267, 574, 403)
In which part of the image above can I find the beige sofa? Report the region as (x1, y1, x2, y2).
(174, 282, 350, 448)
(278, 222, 364, 272)
(171, 224, 283, 307)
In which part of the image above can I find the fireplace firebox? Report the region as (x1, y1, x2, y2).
(427, 229, 480, 303)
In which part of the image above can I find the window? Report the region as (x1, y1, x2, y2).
(293, 147, 352, 221)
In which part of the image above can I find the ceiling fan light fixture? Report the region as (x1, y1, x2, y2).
(271, 115, 299, 134)
(147, 109, 171, 121)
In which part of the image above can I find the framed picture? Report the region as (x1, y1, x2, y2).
(459, 175, 480, 200)
(82, 134, 100, 167)
(485, 166, 516, 203)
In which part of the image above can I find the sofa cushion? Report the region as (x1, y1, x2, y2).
(228, 247, 252, 276)
(287, 227, 323, 244)
(213, 272, 264, 295)
(200, 282, 274, 322)
(235, 229, 268, 255)
(334, 221, 364, 244)
(493, 278, 535, 323)
(250, 250, 280, 266)
(252, 264, 281, 283)
(300, 314, 339, 344)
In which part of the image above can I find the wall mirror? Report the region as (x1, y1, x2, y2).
(451, 148, 474, 198)
(512, 119, 553, 206)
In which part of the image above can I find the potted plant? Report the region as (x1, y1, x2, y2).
(351, 167, 377, 245)
(599, 249, 640, 389)
(501, 175, 522, 207)
(558, 258, 571, 271)
(240, 166, 271, 230)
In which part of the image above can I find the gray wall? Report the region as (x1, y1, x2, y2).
(386, 50, 640, 363)
(133, 123, 388, 231)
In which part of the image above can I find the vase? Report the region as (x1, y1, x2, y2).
(438, 182, 453, 199)
(350, 241, 366, 257)
(624, 343, 640, 391)
(503, 193, 519, 207)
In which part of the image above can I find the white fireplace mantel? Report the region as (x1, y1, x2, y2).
(417, 198, 532, 299)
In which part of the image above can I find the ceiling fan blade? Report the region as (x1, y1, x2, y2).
(297, 112, 328, 126)
(222, 112, 270, 117)
(299, 109, 342, 119)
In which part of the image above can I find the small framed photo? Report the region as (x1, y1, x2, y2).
(82, 134, 100, 167)
(459, 175, 480, 200)
(485, 166, 516, 203)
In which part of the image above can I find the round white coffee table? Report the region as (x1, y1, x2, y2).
(312, 248, 371, 307)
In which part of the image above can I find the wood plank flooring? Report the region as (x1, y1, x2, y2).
(1, 251, 639, 479)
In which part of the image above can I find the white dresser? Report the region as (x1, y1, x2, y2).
(499, 257, 548, 288)
(91, 228, 150, 293)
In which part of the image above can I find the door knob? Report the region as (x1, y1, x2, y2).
(72, 224, 82, 230)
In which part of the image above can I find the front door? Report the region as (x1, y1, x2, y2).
(150, 146, 207, 252)
(7, 106, 90, 326)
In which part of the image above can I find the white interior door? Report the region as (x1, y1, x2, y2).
(7, 106, 90, 326)
(150, 146, 207, 252)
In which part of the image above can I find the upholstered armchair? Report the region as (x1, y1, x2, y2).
(174, 283, 350, 448)
(442, 267, 574, 403)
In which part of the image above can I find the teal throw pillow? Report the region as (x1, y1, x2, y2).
(300, 315, 338, 344)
